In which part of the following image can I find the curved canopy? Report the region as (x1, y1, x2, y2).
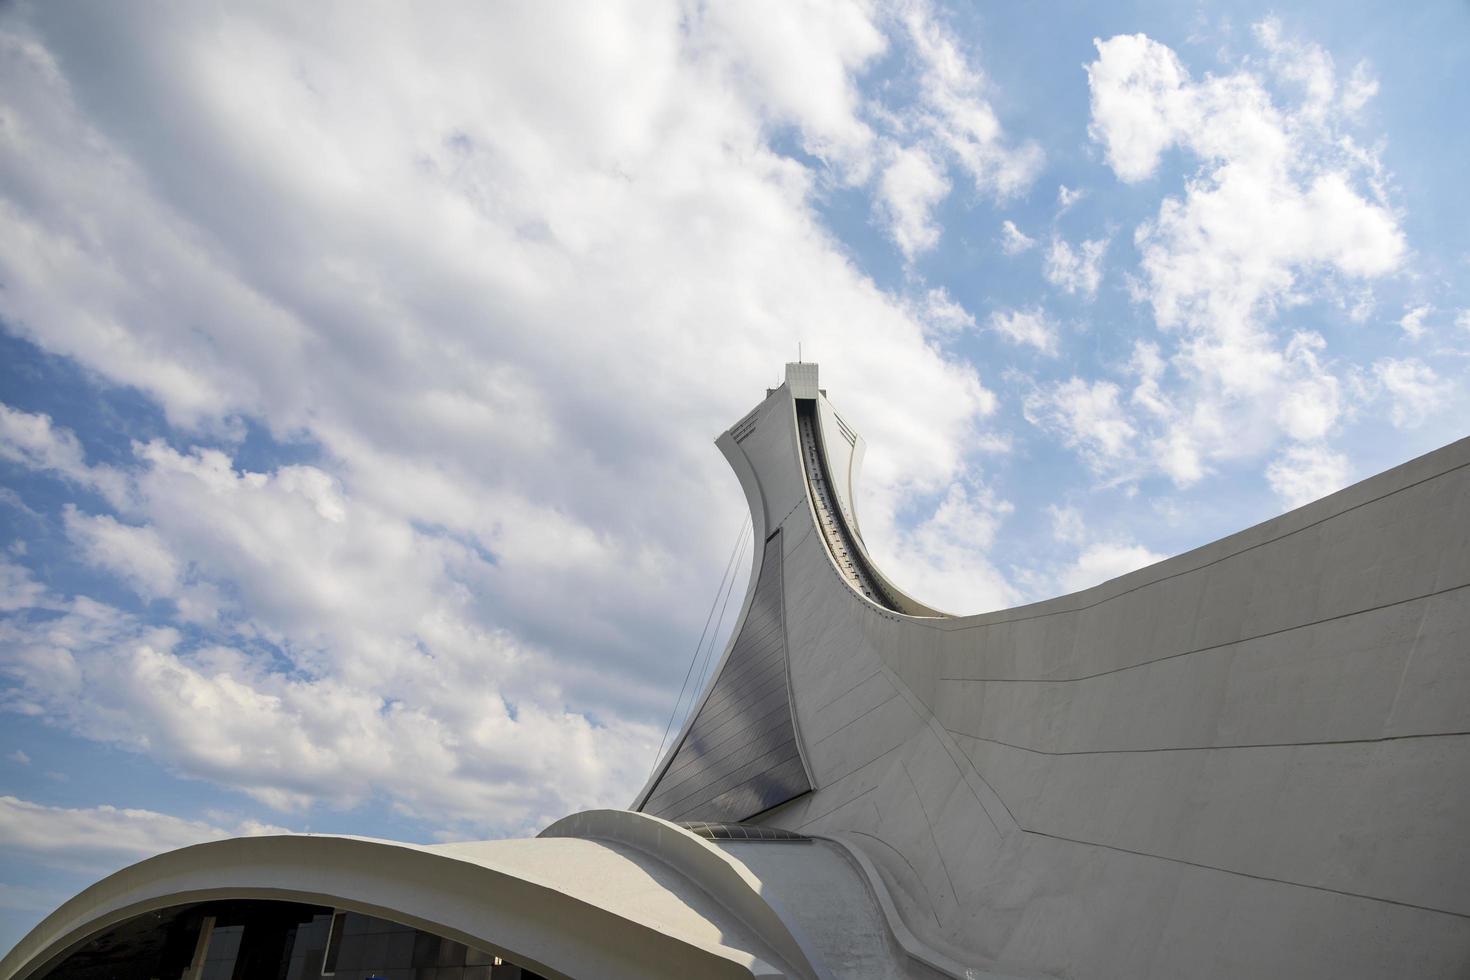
(1, 819, 805, 980)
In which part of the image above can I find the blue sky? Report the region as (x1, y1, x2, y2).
(1, 0, 1467, 952)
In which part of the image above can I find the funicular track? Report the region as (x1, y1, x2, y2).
(795, 399, 901, 612)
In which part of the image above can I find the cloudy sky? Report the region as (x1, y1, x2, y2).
(1, 0, 1467, 950)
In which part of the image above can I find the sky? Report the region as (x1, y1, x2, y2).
(1, 0, 1468, 952)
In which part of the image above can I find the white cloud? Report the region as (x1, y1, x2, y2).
(1340, 62, 1379, 116)
(740, 0, 1042, 259)
(1253, 17, 1337, 122)
(1398, 304, 1430, 340)
(7, 750, 29, 766)
(1254, 17, 1378, 123)
(1127, 111, 1403, 340)
(1040, 496, 1169, 598)
(1457, 309, 1470, 333)
(1057, 184, 1086, 213)
(698, 0, 885, 173)
(1057, 541, 1166, 593)
(1266, 444, 1350, 509)
(0, 795, 290, 873)
(1088, 30, 1403, 330)
(0, 404, 87, 476)
(1128, 340, 1173, 419)
(0, 559, 48, 613)
(999, 219, 1035, 255)
(1276, 332, 1340, 442)
(875, 483, 1017, 615)
(864, 1, 1044, 257)
(913, 287, 976, 335)
(0, 405, 126, 504)
(1044, 236, 1108, 298)
(987, 308, 1058, 354)
(897, 2, 1043, 201)
(1047, 504, 1085, 546)
(0, 563, 657, 828)
(1023, 378, 1138, 478)
(1075, 26, 1405, 490)
(877, 145, 951, 258)
(63, 509, 182, 602)
(0, 0, 1017, 835)
(1086, 34, 1196, 183)
(1344, 287, 1377, 324)
(1373, 358, 1451, 428)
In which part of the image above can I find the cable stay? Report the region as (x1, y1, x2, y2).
(649, 515, 750, 772)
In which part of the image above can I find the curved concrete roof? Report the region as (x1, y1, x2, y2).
(0, 823, 802, 980)
(3, 808, 951, 980)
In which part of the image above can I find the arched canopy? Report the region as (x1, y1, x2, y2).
(0, 831, 794, 980)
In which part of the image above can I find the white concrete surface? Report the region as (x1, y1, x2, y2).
(724, 369, 1470, 979)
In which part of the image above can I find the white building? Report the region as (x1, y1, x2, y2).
(6, 363, 1469, 979)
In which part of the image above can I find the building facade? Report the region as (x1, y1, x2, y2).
(6, 363, 1470, 979)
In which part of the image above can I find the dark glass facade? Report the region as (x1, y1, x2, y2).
(34, 900, 549, 980)
(640, 529, 811, 822)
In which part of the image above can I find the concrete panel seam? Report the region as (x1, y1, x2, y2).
(1019, 827, 1470, 920)
(811, 693, 901, 746)
(815, 668, 887, 715)
(946, 726, 1470, 757)
(1382, 590, 1438, 730)
(871, 661, 1018, 836)
(941, 580, 1470, 684)
(796, 785, 879, 828)
(815, 742, 909, 794)
(898, 761, 961, 909)
(775, 498, 808, 534)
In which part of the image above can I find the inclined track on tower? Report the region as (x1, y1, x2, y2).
(795, 399, 900, 612)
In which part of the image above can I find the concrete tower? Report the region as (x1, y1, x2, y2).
(6, 364, 1470, 980)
